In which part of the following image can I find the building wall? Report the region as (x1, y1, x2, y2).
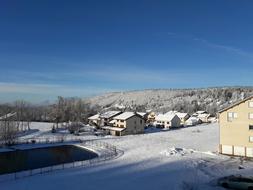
(179, 115, 190, 124)
(112, 115, 145, 136)
(155, 116, 181, 128)
(124, 116, 145, 135)
(219, 97, 253, 157)
(147, 112, 156, 123)
(171, 116, 181, 128)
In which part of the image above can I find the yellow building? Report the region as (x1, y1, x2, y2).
(219, 95, 253, 157)
(147, 112, 156, 123)
(102, 112, 145, 136)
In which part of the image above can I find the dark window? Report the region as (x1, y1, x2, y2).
(249, 125, 253, 130)
(140, 120, 142, 124)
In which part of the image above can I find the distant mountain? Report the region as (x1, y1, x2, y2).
(84, 87, 253, 115)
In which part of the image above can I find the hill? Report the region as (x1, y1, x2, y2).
(84, 87, 253, 115)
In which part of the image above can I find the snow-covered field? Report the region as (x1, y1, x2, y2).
(1, 122, 253, 190)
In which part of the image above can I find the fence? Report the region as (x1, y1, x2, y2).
(0, 140, 123, 182)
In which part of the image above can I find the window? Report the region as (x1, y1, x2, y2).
(249, 136, 253, 142)
(227, 112, 237, 121)
(249, 125, 253, 130)
(120, 120, 124, 122)
(249, 113, 253, 120)
(167, 122, 170, 124)
(249, 101, 253, 108)
(140, 120, 142, 124)
(120, 125, 124, 128)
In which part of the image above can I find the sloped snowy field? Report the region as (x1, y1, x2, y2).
(1, 122, 253, 190)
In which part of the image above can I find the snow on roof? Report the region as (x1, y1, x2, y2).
(101, 126, 125, 131)
(88, 114, 100, 120)
(176, 112, 189, 118)
(113, 104, 126, 109)
(218, 95, 253, 113)
(187, 116, 201, 122)
(197, 113, 210, 118)
(0, 112, 16, 120)
(156, 113, 177, 122)
(109, 119, 116, 124)
(100, 111, 121, 119)
(165, 111, 178, 115)
(114, 112, 138, 120)
(195, 111, 207, 114)
(137, 112, 147, 117)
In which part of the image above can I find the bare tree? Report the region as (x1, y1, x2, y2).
(0, 116, 18, 146)
(14, 100, 32, 131)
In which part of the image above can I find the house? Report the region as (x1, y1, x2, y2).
(192, 111, 210, 123)
(0, 112, 17, 121)
(102, 112, 145, 136)
(164, 111, 190, 125)
(88, 114, 101, 126)
(147, 112, 156, 123)
(197, 113, 211, 123)
(99, 111, 122, 126)
(219, 95, 253, 157)
(137, 112, 148, 121)
(154, 113, 181, 128)
(175, 112, 190, 125)
(185, 116, 201, 126)
(192, 111, 207, 116)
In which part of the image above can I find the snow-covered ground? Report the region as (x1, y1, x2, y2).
(1, 122, 253, 190)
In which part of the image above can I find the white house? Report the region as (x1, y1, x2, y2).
(185, 116, 201, 126)
(154, 113, 181, 128)
(102, 112, 145, 136)
(175, 112, 190, 125)
(99, 111, 122, 126)
(192, 111, 210, 123)
(88, 114, 101, 126)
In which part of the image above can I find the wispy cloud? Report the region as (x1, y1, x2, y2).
(1, 66, 190, 85)
(193, 38, 253, 59)
(167, 32, 253, 60)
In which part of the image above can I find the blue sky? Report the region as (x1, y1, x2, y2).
(1, 0, 253, 103)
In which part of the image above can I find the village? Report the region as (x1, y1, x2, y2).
(1, 1, 253, 189)
(87, 109, 215, 136)
(1, 95, 253, 189)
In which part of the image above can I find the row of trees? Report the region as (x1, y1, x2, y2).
(0, 97, 100, 145)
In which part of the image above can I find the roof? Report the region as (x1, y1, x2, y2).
(155, 113, 178, 122)
(198, 113, 210, 118)
(0, 112, 17, 121)
(109, 119, 116, 124)
(195, 111, 207, 114)
(88, 114, 100, 120)
(101, 126, 125, 131)
(218, 95, 253, 113)
(114, 112, 142, 120)
(176, 112, 189, 118)
(136, 112, 147, 117)
(165, 111, 178, 115)
(100, 111, 121, 119)
(186, 116, 201, 122)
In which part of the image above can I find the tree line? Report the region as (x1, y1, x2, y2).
(0, 97, 100, 145)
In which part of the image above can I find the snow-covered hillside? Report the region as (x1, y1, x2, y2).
(2, 122, 253, 190)
(84, 87, 253, 114)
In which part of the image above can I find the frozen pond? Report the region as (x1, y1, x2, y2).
(0, 145, 98, 174)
